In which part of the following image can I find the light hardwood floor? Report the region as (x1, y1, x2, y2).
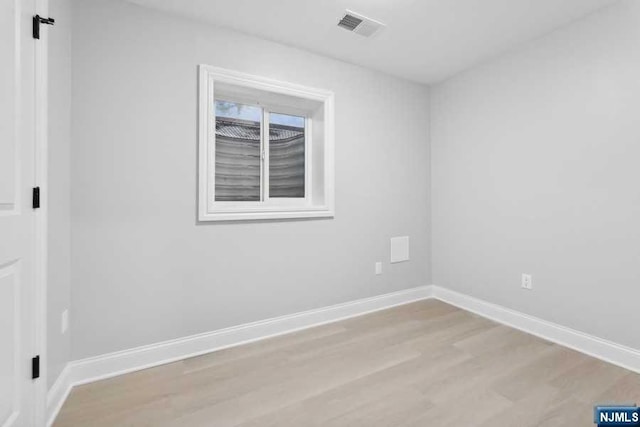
(54, 300, 640, 426)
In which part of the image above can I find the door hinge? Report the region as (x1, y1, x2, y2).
(32, 187, 40, 209)
(33, 15, 55, 39)
(32, 356, 40, 380)
(31, 187, 40, 209)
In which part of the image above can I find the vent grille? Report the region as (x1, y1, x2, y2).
(337, 14, 363, 32)
(337, 10, 386, 38)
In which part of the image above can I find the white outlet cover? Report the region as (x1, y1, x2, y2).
(375, 262, 382, 275)
(61, 309, 69, 334)
(390, 236, 410, 263)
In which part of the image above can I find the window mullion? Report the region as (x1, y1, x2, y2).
(262, 109, 270, 202)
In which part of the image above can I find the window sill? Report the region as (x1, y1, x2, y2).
(198, 206, 334, 222)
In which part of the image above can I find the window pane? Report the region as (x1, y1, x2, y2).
(269, 113, 305, 198)
(214, 100, 262, 202)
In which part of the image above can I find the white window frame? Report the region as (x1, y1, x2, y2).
(198, 65, 335, 222)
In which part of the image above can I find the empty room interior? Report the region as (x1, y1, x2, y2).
(3, 0, 640, 426)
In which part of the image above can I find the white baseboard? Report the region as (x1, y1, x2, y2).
(47, 285, 432, 424)
(48, 283, 640, 425)
(46, 365, 72, 427)
(431, 285, 640, 374)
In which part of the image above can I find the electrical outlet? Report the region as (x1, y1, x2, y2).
(375, 262, 382, 275)
(61, 309, 69, 334)
(521, 274, 533, 290)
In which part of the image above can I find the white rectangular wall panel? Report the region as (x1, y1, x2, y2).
(390, 236, 410, 263)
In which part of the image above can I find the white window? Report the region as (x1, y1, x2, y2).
(198, 65, 335, 221)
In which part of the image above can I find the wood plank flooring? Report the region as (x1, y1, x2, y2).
(54, 300, 640, 426)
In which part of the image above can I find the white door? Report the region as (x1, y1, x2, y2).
(0, 0, 38, 425)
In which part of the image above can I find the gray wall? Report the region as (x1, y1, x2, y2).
(47, 0, 72, 387)
(71, 0, 431, 359)
(431, 1, 640, 350)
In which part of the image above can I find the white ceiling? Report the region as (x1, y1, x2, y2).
(127, 0, 618, 84)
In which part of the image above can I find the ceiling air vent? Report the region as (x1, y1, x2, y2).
(337, 10, 386, 38)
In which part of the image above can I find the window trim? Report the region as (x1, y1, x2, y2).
(198, 65, 335, 222)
